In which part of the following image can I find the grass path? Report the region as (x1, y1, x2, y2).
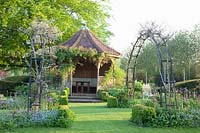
(13, 102, 200, 133)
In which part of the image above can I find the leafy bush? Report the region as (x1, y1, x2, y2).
(61, 88, 70, 96)
(58, 105, 69, 110)
(129, 99, 155, 108)
(0, 111, 29, 130)
(0, 98, 14, 110)
(134, 80, 143, 92)
(30, 110, 58, 127)
(116, 90, 128, 108)
(152, 108, 200, 128)
(59, 96, 68, 105)
(134, 91, 142, 99)
(107, 96, 118, 108)
(48, 92, 59, 110)
(58, 88, 69, 105)
(0, 108, 75, 130)
(106, 88, 128, 108)
(56, 108, 75, 128)
(0, 76, 29, 96)
(188, 99, 200, 109)
(101, 64, 125, 88)
(131, 104, 156, 126)
(15, 85, 29, 95)
(101, 91, 109, 101)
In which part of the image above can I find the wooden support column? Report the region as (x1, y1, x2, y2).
(96, 62, 100, 94)
(70, 70, 73, 96)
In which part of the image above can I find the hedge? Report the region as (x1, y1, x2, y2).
(0, 76, 29, 95)
(131, 104, 156, 126)
(107, 96, 118, 108)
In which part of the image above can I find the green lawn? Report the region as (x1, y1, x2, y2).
(6, 103, 200, 133)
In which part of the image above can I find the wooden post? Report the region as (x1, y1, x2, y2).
(70, 70, 73, 96)
(96, 62, 100, 94)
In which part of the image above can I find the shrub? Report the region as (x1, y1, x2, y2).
(134, 80, 143, 92)
(48, 92, 59, 110)
(188, 99, 200, 109)
(0, 111, 29, 130)
(30, 110, 56, 127)
(0, 76, 29, 96)
(58, 105, 69, 110)
(0, 98, 14, 110)
(129, 99, 155, 108)
(107, 96, 118, 108)
(59, 96, 68, 105)
(131, 104, 156, 126)
(0, 108, 75, 130)
(134, 91, 142, 99)
(116, 90, 128, 108)
(106, 88, 129, 108)
(56, 108, 75, 128)
(153, 108, 200, 128)
(61, 88, 70, 96)
(101, 91, 109, 101)
(58, 88, 69, 105)
(15, 85, 29, 95)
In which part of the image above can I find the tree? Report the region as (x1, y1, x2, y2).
(122, 24, 200, 84)
(0, 0, 112, 67)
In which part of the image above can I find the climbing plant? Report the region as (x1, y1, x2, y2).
(54, 47, 101, 81)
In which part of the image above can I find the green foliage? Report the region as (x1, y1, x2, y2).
(99, 88, 129, 108)
(58, 105, 69, 110)
(102, 63, 125, 88)
(134, 80, 143, 92)
(121, 24, 200, 83)
(0, 95, 27, 110)
(60, 88, 70, 96)
(59, 96, 68, 105)
(101, 91, 109, 102)
(107, 96, 118, 108)
(176, 79, 199, 90)
(133, 91, 142, 99)
(15, 85, 29, 95)
(0, 76, 29, 95)
(129, 99, 155, 108)
(131, 104, 156, 126)
(55, 48, 100, 81)
(153, 109, 200, 128)
(107, 88, 128, 108)
(56, 109, 75, 128)
(0, 108, 75, 130)
(48, 92, 59, 110)
(0, 111, 29, 130)
(58, 88, 70, 105)
(97, 89, 105, 99)
(116, 90, 128, 108)
(181, 99, 200, 109)
(0, 0, 111, 66)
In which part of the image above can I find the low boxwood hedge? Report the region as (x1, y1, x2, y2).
(107, 96, 118, 108)
(131, 104, 156, 126)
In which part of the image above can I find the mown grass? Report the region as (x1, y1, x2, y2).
(4, 102, 200, 133)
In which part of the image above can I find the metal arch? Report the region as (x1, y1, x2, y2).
(126, 27, 177, 109)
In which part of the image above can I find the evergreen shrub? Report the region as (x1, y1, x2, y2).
(131, 104, 156, 126)
(107, 96, 118, 108)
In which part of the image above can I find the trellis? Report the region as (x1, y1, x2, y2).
(26, 20, 59, 112)
(126, 23, 178, 109)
